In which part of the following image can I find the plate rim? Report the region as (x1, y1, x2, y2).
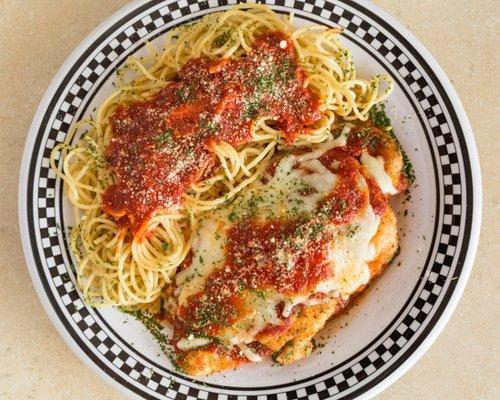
(18, 0, 482, 399)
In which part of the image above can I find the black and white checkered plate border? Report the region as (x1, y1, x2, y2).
(19, 1, 481, 399)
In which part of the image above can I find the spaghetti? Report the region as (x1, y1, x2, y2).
(50, 4, 393, 308)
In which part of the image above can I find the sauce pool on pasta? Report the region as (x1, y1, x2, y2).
(103, 32, 321, 235)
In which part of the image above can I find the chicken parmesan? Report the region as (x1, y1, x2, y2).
(50, 4, 414, 375)
(161, 121, 407, 375)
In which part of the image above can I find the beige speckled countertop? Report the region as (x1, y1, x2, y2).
(0, 1, 498, 399)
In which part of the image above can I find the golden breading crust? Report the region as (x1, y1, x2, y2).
(177, 206, 399, 375)
(259, 300, 346, 364)
(178, 346, 242, 376)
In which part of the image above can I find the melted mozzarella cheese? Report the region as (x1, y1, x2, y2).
(326, 205, 379, 296)
(174, 216, 225, 305)
(237, 343, 263, 362)
(176, 336, 212, 351)
(360, 151, 398, 195)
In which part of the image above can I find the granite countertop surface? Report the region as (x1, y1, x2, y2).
(0, 1, 497, 399)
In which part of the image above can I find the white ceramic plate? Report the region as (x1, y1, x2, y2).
(19, 1, 481, 399)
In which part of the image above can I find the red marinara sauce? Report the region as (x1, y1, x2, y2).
(102, 32, 321, 234)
